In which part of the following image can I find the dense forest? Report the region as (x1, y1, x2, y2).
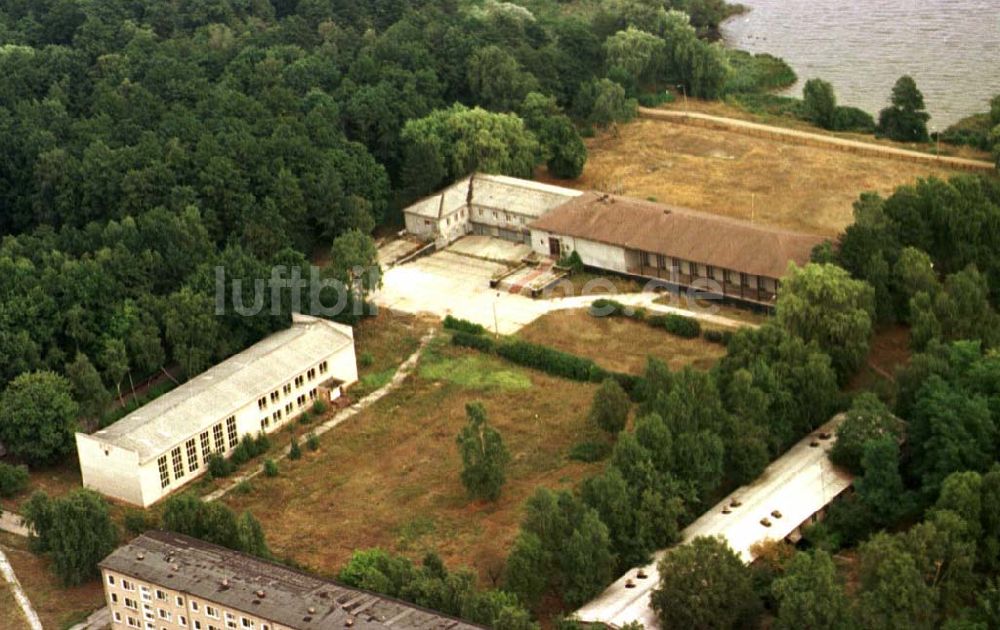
(0, 0, 788, 413)
(3, 1, 1000, 629)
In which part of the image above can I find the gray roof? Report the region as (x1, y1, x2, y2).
(402, 174, 581, 220)
(575, 414, 853, 628)
(88, 314, 353, 463)
(101, 532, 485, 630)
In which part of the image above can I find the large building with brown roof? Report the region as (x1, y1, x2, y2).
(528, 191, 826, 305)
(403, 175, 825, 306)
(100, 531, 485, 630)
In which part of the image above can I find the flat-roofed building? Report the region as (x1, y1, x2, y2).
(100, 531, 485, 630)
(574, 415, 853, 629)
(76, 314, 358, 507)
(402, 174, 582, 247)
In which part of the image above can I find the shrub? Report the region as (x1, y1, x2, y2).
(589, 378, 630, 434)
(662, 314, 701, 338)
(311, 399, 328, 415)
(123, 509, 154, 536)
(306, 433, 320, 451)
(444, 315, 487, 336)
(558, 251, 584, 274)
(263, 459, 279, 477)
(831, 106, 876, 132)
(0, 462, 29, 497)
(289, 437, 302, 460)
(452, 331, 496, 352)
(589, 298, 626, 317)
(359, 351, 375, 368)
(496, 339, 597, 381)
(253, 432, 271, 455)
(298, 411, 312, 425)
(234, 480, 254, 495)
(569, 441, 612, 462)
(702, 329, 733, 345)
(207, 453, 233, 478)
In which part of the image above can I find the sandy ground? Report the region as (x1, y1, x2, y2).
(539, 118, 964, 237)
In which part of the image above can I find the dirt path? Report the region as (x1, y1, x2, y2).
(203, 329, 437, 503)
(637, 107, 995, 172)
(0, 547, 43, 630)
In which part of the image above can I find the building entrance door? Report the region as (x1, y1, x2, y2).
(548, 237, 561, 257)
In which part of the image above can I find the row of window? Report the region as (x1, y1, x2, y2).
(260, 389, 317, 431)
(256, 361, 329, 411)
(637, 251, 778, 291)
(109, 574, 276, 630)
(159, 417, 237, 489)
(476, 206, 528, 225)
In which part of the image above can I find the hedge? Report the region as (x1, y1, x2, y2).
(443, 315, 486, 336)
(590, 299, 701, 339)
(452, 331, 496, 352)
(496, 339, 599, 382)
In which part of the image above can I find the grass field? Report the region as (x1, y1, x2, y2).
(353, 310, 426, 395)
(0, 534, 104, 630)
(539, 115, 964, 237)
(517, 309, 727, 374)
(222, 338, 606, 585)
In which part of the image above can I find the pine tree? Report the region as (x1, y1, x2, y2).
(456, 402, 510, 501)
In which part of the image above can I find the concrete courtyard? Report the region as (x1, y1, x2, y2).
(374, 237, 753, 334)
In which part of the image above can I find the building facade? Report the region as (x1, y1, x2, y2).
(402, 174, 581, 248)
(100, 531, 484, 630)
(76, 314, 358, 507)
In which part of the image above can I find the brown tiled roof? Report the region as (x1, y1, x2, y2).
(528, 192, 825, 279)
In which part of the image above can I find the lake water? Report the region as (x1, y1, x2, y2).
(721, 0, 1000, 128)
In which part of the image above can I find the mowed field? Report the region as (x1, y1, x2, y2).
(223, 338, 606, 583)
(517, 309, 726, 374)
(539, 116, 963, 237)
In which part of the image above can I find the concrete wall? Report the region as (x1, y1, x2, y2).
(77, 435, 145, 506)
(404, 212, 436, 239)
(529, 229, 629, 273)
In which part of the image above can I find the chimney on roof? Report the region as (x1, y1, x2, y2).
(256, 590, 266, 598)
(136, 553, 145, 561)
(221, 578, 230, 589)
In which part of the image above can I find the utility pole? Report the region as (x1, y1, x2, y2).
(750, 193, 755, 224)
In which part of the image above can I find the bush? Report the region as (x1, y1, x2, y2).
(496, 339, 598, 382)
(298, 411, 312, 425)
(289, 437, 302, 460)
(207, 453, 233, 478)
(263, 459, 279, 477)
(0, 462, 29, 497)
(589, 298, 626, 317)
(831, 106, 876, 132)
(637, 91, 675, 107)
(123, 509, 155, 536)
(359, 351, 375, 368)
(568, 441, 612, 462)
(558, 251, 584, 274)
(234, 480, 253, 495)
(451, 331, 496, 352)
(702, 329, 733, 345)
(306, 433, 320, 451)
(444, 315, 487, 336)
(589, 378, 630, 434)
(311, 399, 327, 415)
(663, 314, 701, 338)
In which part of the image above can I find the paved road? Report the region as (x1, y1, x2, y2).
(638, 107, 996, 172)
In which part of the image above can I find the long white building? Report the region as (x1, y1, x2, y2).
(76, 314, 358, 507)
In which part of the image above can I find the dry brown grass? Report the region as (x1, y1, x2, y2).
(657, 98, 993, 161)
(2, 460, 82, 513)
(0, 583, 32, 630)
(0, 533, 104, 630)
(517, 309, 726, 375)
(353, 310, 427, 395)
(539, 117, 964, 238)
(222, 341, 605, 586)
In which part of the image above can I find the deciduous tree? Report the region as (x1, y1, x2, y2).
(456, 402, 510, 501)
(0, 370, 78, 465)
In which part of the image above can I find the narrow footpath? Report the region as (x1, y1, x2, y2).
(0, 547, 44, 630)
